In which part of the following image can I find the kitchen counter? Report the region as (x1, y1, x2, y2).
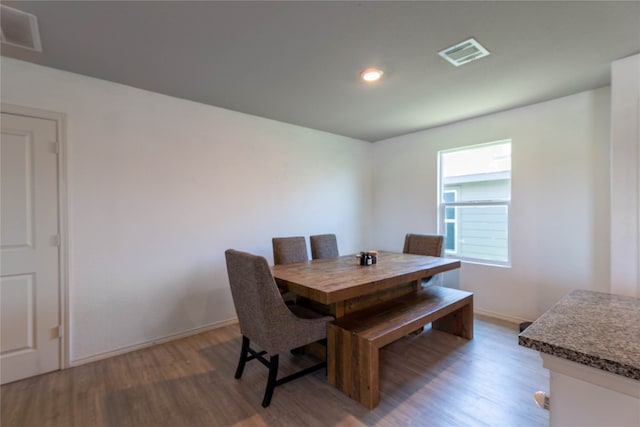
(519, 289, 640, 380)
(518, 289, 640, 427)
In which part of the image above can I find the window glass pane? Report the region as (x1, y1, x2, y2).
(443, 191, 456, 203)
(450, 205, 509, 263)
(441, 143, 511, 203)
(445, 206, 455, 220)
(445, 222, 456, 251)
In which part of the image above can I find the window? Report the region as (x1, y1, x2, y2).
(438, 141, 511, 265)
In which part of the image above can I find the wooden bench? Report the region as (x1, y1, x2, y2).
(327, 286, 473, 409)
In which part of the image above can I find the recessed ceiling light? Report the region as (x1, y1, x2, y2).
(360, 67, 384, 83)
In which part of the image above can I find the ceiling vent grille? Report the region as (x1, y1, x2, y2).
(438, 38, 489, 67)
(1, 5, 42, 52)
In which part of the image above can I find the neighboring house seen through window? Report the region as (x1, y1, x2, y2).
(438, 141, 511, 265)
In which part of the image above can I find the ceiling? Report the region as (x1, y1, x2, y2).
(2, 1, 639, 142)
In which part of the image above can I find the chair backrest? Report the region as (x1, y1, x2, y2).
(225, 249, 301, 354)
(272, 236, 308, 265)
(403, 233, 444, 257)
(310, 234, 339, 259)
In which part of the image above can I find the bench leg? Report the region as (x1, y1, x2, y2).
(327, 324, 354, 395)
(328, 324, 381, 409)
(327, 324, 339, 388)
(432, 297, 474, 339)
(356, 337, 379, 409)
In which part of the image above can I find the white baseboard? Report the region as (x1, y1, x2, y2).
(474, 308, 531, 325)
(70, 309, 531, 367)
(69, 317, 239, 367)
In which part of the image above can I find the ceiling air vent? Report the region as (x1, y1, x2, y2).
(438, 38, 489, 67)
(0, 5, 42, 52)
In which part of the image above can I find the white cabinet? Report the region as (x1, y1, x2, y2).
(542, 354, 640, 427)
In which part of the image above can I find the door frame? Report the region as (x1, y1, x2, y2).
(2, 103, 69, 370)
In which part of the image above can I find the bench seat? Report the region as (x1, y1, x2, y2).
(327, 286, 473, 408)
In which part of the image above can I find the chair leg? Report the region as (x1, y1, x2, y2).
(235, 336, 250, 379)
(236, 343, 324, 407)
(262, 355, 279, 408)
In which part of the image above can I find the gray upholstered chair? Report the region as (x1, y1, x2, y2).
(272, 236, 308, 303)
(403, 233, 445, 285)
(225, 249, 333, 407)
(272, 236, 308, 265)
(310, 234, 339, 259)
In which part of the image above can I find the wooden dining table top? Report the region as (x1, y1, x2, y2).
(271, 251, 461, 305)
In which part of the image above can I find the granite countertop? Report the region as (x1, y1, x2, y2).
(519, 289, 640, 381)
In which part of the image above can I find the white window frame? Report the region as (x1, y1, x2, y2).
(437, 140, 511, 267)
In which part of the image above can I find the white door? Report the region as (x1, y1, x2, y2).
(1, 112, 60, 384)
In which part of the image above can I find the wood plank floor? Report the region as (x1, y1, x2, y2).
(1, 315, 549, 427)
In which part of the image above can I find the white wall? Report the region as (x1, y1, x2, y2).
(1, 58, 373, 364)
(372, 88, 611, 321)
(0, 56, 618, 361)
(610, 53, 640, 297)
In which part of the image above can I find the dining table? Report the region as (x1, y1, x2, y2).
(271, 250, 462, 318)
(271, 250, 464, 406)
